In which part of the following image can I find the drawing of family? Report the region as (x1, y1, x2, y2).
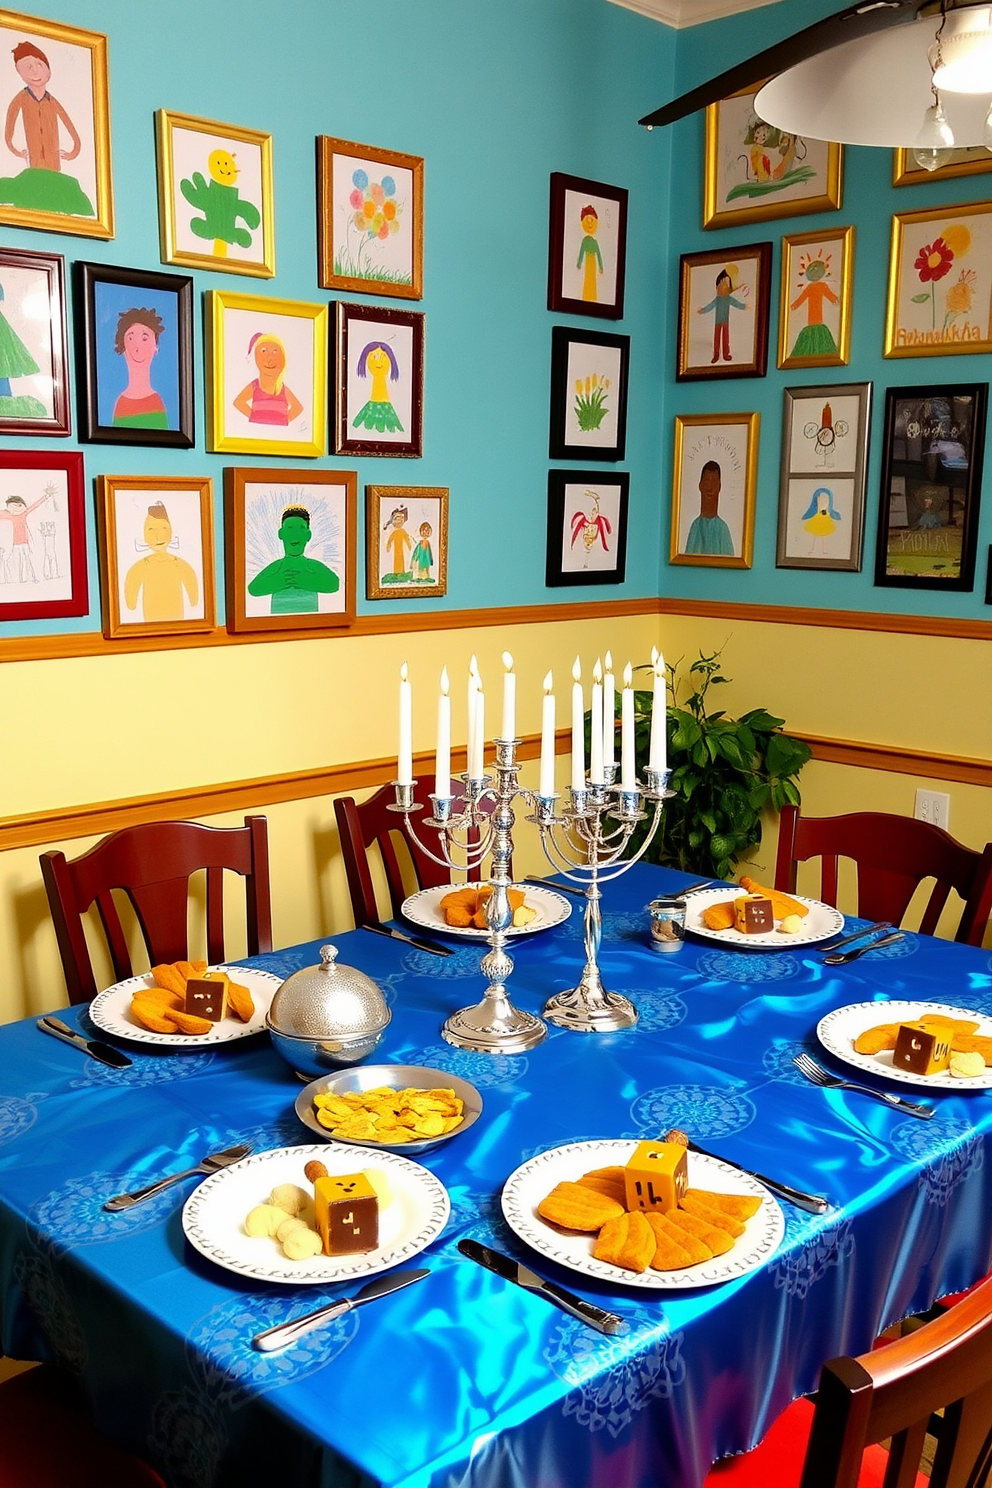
(0, 484, 56, 584)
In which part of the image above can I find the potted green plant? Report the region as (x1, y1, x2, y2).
(622, 648, 811, 881)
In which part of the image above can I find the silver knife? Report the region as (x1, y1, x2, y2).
(819, 920, 890, 954)
(37, 1015, 132, 1069)
(252, 1267, 430, 1351)
(523, 876, 587, 899)
(458, 1239, 628, 1335)
(683, 1137, 830, 1214)
(360, 922, 452, 957)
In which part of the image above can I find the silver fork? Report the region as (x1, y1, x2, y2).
(793, 1052, 933, 1119)
(104, 1143, 253, 1211)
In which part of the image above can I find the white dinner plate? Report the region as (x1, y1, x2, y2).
(401, 883, 571, 940)
(89, 966, 280, 1047)
(295, 1064, 483, 1153)
(817, 1000, 992, 1092)
(182, 1142, 450, 1285)
(501, 1139, 784, 1291)
(685, 887, 844, 949)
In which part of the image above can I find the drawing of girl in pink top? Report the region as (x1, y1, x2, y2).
(233, 332, 303, 427)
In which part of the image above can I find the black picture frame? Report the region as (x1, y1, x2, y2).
(874, 382, 987, 592)
(75, 262, 194, 448)
(546, 470, 629, 587)
(548, 172, 628, 321)
(0, 247, 70, 437)
(549, 326, 629, 462)
(676, 241, 772, 382)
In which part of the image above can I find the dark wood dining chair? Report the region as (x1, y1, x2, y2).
(40, 815, 273, 1005)
(774, 803, 992, 947)
(704, 1270, 992, 1488)
(334, 783, 492, 927)
(0, 1363, 167, 1487)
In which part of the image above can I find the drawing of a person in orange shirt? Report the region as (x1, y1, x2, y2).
(1, 40, 94, 217)
(0, 490, 50, 583)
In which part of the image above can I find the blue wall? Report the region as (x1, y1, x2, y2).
(661, 0, 992, 621)
(0, 0, 676, 637)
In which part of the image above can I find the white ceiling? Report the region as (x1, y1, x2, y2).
(604, 0, 779, 26)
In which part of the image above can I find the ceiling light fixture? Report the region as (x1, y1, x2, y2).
(929, 4, 992, 89)
(915, 5, 956, 171)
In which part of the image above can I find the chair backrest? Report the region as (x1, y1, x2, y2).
(774, 804, 992, 946)
(40, 815, 273, 1004)
(800, 1273, 992, 1488)
(334, 783, 490, 927)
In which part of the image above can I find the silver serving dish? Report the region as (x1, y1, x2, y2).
(266, 944, 391, 1078)
(295, 1064, 483, 1153)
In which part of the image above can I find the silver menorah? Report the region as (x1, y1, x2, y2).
(529, 765, 670, 1033)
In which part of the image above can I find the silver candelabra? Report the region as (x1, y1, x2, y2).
(393, 741, 670, 1051)
(530, 764, 670, 1033)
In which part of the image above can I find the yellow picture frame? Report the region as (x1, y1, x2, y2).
(703, 86, 842, 231)
(206, 290, 327, 458)
(96, 474, 216, 640)
(156, 109, 274, 278)
(884, 200, 992, 359)
(670, 412, 759, 569)
(893, 146, 992, 188)
(777, 225, 855, 371)
(0, 8, 113, 239)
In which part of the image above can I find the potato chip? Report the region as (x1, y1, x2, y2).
(311, 1083, 466, 1144)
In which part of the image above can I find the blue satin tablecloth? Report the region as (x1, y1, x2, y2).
(1, 863, 991, 1488)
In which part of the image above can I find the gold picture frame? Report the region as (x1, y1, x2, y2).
(0, 8, 113, 238)
(884, 200, 992, 359)
(366, 485, 448, 599)
(778, 225, 855, 370)
(206, 290, 327, 457)
(96, 474, 216, 640)
(893, 146, 992, 188)
(670, 412, 759, 569)
(703, 86, 842, 231)
(318, 136, 423, 299)
(156, 109, 274, 278)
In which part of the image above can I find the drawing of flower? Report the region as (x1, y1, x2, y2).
(573, 373, 611, 433)
(945, 266, 977, 320)
(914, 237, 954, 284)
(337, 166, 406, 284)
(570, 490, 612, 564)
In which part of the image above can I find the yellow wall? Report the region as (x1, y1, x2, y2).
(0, 612, 658, 1022)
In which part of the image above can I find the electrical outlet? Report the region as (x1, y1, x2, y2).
(915, 789, 950, 830)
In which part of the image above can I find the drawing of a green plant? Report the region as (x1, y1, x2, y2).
(573, 373, 610, 432)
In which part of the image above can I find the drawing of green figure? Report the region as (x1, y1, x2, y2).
(180, 148, 261, 258)
(353, 341, 404, 434)
(0, 280, 46, 419)
(577, 204, 603, 302)
(411, 521, 433, 582)
(789, 249, 839, 359)
(247, 504, 339, 615)
(1, 40, 93, 216)
(382, 505, 412, 581)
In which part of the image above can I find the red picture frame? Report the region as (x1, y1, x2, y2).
(0, 450, 88, 621)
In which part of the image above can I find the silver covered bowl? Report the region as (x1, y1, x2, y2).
(266, 944, 391, 1077)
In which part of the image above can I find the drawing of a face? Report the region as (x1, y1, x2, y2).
(123, 322, 158, 369)
(366, 345, 391, 378)
(15, 52, 50, 93)
(254, 337, 285, 376)
(278, 511, 311, 556)
(805, 258, 826, 282)
(144, 507, 173, 553)
(581, 212, 598, 236)
(208, 149, 239, 185)
(698, 463, 722, 517)
(753, 122, 770, 146)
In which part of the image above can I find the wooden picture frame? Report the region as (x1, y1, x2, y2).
(778, 226, 855, 370)
(156, 109, 274, 278)
(546, 470, 629, 587)
(96, 474, 215, 639)
(334, 301, 423, 458)
(548, 172, 627, 320)
(703, 86, 842, 230)
(0, 246, 69, 436)
(677, 242, 771, 381)
(224, 467, 356, 633)
(874, 382, 987, 592)
(0, 449, 87, 620)
(884, 201, 992, 359)
(366, 485, 448, 599)
(207, 291, 327, 458)
(670, 412, 758, 569)
(549, 325, 629, 461)
(776, 382, 871, 572)
(75, 262, 194, 448)
(0, 9, 113, 238)
(893, 146, 992, 188)
(318, 135, 423, 299)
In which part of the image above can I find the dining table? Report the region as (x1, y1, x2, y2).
(1, 862, 991, 1488)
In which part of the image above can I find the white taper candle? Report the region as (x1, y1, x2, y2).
(571, 658, 585, 792)
(649, 651, 667, 773)
(604, 651, 616, 768)
(398, 662, 413, 786)
(501, 651, 515, 741)
(435, 666, 451, 798)
(590, 658, 604, 785)
(621, 662, 635, 791)
(540, 671, 556, 796)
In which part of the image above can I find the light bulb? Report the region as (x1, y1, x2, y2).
(913, 101, 955, 173)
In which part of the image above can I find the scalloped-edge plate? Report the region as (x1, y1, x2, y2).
(182, 1143, 450, 1285)
(502, 1139, 784, 1291)
(817, 1000, 992, 1092)
(685, 888, 843, 949)
(401, 883, 571, 939)
(89, 966, 280, 1047)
